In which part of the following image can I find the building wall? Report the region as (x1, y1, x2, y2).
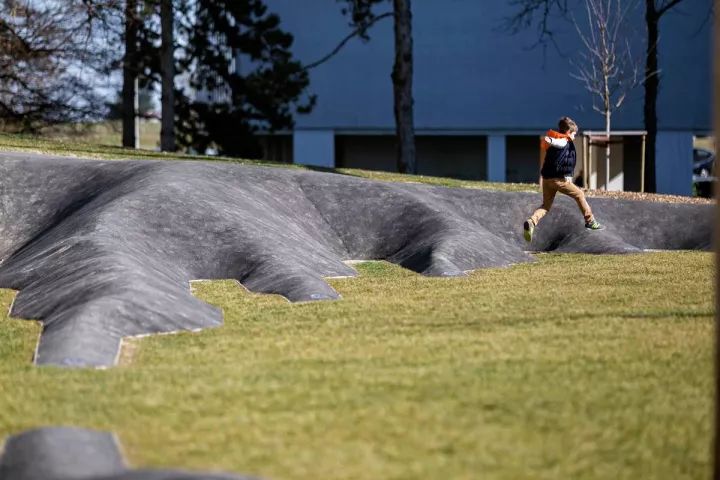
(507, 136, 541, 184)
(265, 0, 711, 133)
(656, 132, 694, 196)
(416, 136, 486, 180)
(337, 135, 487, 180)
(258, 0, 711, 193)
(293, 130, 335, 168)
(336, 134, 581, 184)
(260, 131, 652, 191)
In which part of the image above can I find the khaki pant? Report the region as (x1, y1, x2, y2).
(530, 177, 594, 226)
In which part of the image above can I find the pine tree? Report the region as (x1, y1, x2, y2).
(177, 0, 315, 157)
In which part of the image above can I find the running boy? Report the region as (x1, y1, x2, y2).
(523, 116, 602, 242)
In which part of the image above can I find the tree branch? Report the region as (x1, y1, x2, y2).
(303, 11, 394, 70)
(657, 0, 685, 18)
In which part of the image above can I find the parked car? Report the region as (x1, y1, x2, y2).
(693, 147, 716, 198)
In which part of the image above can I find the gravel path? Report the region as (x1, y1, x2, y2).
(585, 189, 715, 204)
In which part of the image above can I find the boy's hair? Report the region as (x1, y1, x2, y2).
(558, 116, 578, 134)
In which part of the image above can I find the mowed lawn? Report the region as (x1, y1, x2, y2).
(0, 251, 713, 480)
(0, 132, 539, 193)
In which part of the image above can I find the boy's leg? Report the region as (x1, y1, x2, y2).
(529, 179, 559, 226)
(525, 179, 558, 241)
(557, 180, 594, 223)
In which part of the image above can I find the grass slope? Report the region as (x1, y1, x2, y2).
(0, 252, 713, 480)
(0, 131, 538, 192)
(37, 119, 163, 151)
(3, 130, 712, 203)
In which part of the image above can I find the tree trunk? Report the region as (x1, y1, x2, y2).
(160, 0, 175, 152)
(122, 0, 138, 149)
(643, 1, 659, 193)
(605, 109, 611, 191)
(391, 0, 416, 174)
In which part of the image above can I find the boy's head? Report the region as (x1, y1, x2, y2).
(558, 116, 578, 139)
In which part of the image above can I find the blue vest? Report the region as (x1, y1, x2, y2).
(541, 141, 576, 179)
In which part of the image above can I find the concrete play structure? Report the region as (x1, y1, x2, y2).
(0, 151, 712, 367)
(0, 427, 259, 480)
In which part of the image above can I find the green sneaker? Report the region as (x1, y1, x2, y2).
(523, 219, 534, 242)
(585, 219, 604, 230)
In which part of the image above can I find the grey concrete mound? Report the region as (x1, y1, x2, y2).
(0, 427, 258, 480)
(0, 152, 712, 367)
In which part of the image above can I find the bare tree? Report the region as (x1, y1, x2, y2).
(0, 0, 119, 131)
(571, 0, 644, 190)
(506, 0, 697, 193)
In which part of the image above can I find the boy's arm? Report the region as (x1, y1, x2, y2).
(544, 136, 568, 148)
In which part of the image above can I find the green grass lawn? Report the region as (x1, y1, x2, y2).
(0, 130, 538, 193)
(0, 252, 713, 480)
(36, 119, 163, 151)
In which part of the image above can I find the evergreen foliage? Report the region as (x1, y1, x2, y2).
(0, 0, 314, 157)
(177, 0, 315, 157)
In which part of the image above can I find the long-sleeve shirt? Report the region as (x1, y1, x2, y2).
(545, 136, 568, 148)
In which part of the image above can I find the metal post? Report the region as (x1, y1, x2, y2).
(640, 134, 646, 193)
(133, 78, 139, 148)
(606, 135, 612, 191)
(588, 138, 593, 190)
(582, 134, 588, 189)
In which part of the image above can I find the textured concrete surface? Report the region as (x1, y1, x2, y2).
(0, 152, 712, 367)
(0, 427, 258, 480)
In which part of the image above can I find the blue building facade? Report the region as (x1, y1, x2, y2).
(258, 0, 712, 194)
